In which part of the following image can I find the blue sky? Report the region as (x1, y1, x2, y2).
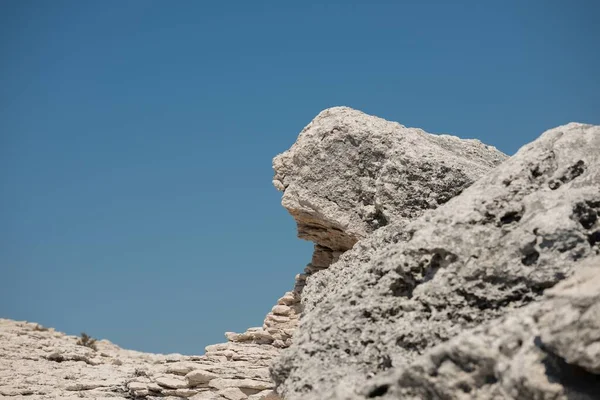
(1, 0, 598, 355)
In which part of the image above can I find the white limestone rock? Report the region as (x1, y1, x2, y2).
(273, 106, 507, 252)
(271, 122, 600, 399)
(186, 369, 219, 386)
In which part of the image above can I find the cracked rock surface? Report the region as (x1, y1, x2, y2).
(271, 122, 600, 399)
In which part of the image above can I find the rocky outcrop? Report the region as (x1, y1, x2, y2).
(269, 106, 507, 349)
(271, 121, 600, 399)
(273, 106, 506, 253)
(9, 108, 594, 400)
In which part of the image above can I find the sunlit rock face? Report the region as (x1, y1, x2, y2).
(273, 106, 506, 253)
(271, 121, 600, 400)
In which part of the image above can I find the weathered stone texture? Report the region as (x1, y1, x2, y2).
(273, 106, 506, 252)
(362, 256, 600, 400)
(272, 121, 600, 399)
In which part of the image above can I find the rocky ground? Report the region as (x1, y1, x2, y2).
(2, 107, 598, 400)
(0, 317, 280, 399)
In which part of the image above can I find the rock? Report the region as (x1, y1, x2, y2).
(271, 122, 600, 399)
(362, 256, 600, 400)
(247, 390, 281, 400)
(219, 387, 248, 400)
(262, 106, 507, 363)
(127, 381, 147, 391)
(225, 330, 274, 345)
(276, 292, 297, 306)
(539, 265, 600, 374)
(273, 106, 507, 252)
(271, 305, 291, 316)
(228, 107, 506, 377)
(186, 369, 219, 386)
(208, 378, 272, 391)
(147, 382, 162, 392)
(164, 387, 200, 397)
(128, 380, 152, 397)
(155, 375, 188, 389)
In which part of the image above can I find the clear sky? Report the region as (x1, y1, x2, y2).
(1, 0, 599, 355)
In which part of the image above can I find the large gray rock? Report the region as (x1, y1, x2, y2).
(273, 106, 507, 252)
(271, 122, 600, 399)
(362, 256, 600, 400)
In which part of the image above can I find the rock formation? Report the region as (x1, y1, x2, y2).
(270, 106, 507, 346)
(3, 107, 597, 400)
(271, 119, 600, 399)
(273, 106, 506, 261)
(0, 107, 505, 400)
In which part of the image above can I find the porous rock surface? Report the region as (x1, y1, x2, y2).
(272, 121, 600, 399)
(363, 256, 600, 400)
